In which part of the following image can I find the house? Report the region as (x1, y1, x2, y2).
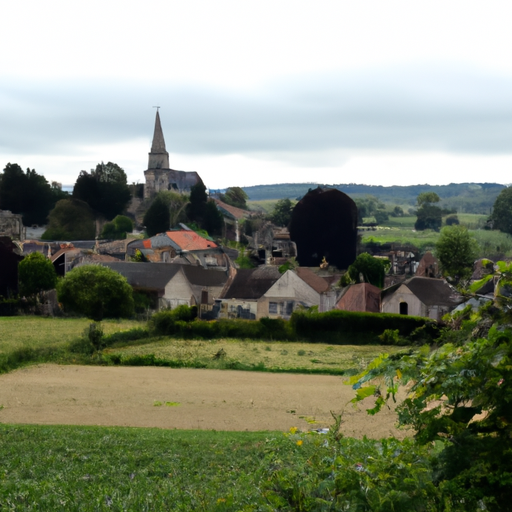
(262, 267, 330, 319)
(336, 283, 381, 313)
(0, 210, 25, 240)
(98, 261, 228, 310)
(213, 198, 252, 242)
(415, 251, 440, 278)
(381, 276, 462, 320)
(126, 229, 229, 269)
(247, 222, 297, 265)
(213, 266, 282, 320)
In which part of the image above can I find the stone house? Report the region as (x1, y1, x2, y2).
(98, 261, 228, 310)
(381, 276, 462, 321)
(0, 210, 25, 240)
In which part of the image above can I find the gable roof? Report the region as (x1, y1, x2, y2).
(295, 267, 330, 293)
(383, 276, 462, 307)
(336, 283, 381, 313)
(221, 266, 281, 299)
(99, 262, 182, 291)
(213, 198, 250, 221)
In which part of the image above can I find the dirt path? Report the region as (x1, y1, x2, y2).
(0, 364, 407, 438)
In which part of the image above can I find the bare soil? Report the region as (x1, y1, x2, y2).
(0, 364, 408, 438)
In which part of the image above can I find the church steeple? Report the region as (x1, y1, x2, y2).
(148, 110, 170, 170)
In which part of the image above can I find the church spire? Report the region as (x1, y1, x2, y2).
(148, 110, 170, 170)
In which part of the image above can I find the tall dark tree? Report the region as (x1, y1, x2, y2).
(270, 198, 294, 227)
(42, 198, 96, 240)
(73, 162, 131, 220)
(414, 192, 442, 231)
(186, 182, 223, 235)
(491, 186, 512, 235)
(143, 196, 170, 237)
(0, 163, 55, 225)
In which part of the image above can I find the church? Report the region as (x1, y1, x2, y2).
(144, 110, 203, 199)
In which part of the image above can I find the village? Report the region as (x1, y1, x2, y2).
(0, 111, 500, 323)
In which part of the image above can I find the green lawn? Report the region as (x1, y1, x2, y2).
(105, 338, 404, 375)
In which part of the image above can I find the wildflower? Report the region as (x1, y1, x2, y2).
(296, 440, 303, 446)
(289, 427, 298, 434)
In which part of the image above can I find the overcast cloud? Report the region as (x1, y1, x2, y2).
(2, 1, 512, 188)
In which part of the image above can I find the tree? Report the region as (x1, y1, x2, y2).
(415, 192, 442, 231)
(18, 252, 57, 299)
(0, 163, 56, 225)
(435, 225, 478, 285)
(57, 265, 134, 321)
(186, 182, 223, 235)
(349, 304, 512, 511)
(220, 187, 248, 209)
(491, 186, 512, 235)
(42, 198, 96, 240)
(143, 195, 170, 237)
(270, 198, 294, 227)
(100, 215, 133, 240)
(346, 252, 389, 288)
(417, 192, 440, 207)
(73, 162, 131, 220)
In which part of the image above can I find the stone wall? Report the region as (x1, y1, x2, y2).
(0, 210, 25, 240)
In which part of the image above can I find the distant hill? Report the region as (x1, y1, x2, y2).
(242, 183, 506, 214)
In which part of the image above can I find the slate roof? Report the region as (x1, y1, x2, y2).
(221, 266, 281, 299)
(99, 262, 182, 291)
(295, 267, 330, 293)
(383, 276, 462, 307)
(98, 261, 228, 294)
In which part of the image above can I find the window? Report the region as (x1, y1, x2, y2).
(269, 302, 278, 314)
(399, 302, 408, 315)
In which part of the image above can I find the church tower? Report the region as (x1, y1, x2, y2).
(143, 110, 203, 199)
(147, 110, 170, 170)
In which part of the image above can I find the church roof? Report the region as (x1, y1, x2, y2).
(148, 110, 170, 170)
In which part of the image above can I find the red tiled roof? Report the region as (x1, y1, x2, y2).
(165, 230, 218, 251)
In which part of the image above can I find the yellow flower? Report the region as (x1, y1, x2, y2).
(296, 440, 303, 446)
(289, 427, 298, 434)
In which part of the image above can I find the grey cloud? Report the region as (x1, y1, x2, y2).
(2, 62, 512, 162)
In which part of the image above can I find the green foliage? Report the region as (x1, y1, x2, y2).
(390, 205, 404, 217)
(42, 198, 96, 240)
(435, 225, 479, 285)
(270, 198, 294, 227)
(18, 252, 57, 298)
(491, 185, 512, 235)
(290, 308, 433, 344)
(58, 265, 134, 321)
(415, 203, 442, 231)
(445, 214, 459, 225)
(100, 215, 133, 239)
(220, 186, 248, 209)
(73, 162, 131, 220)
(417, 192, 440, 206)
(143, 195, 170, 237)
(347, 252, 389, 288)
(264, 426, 437, 511)
(186, 182, 224, 235)
(0, 162, 58, 225)
(349, 306, 512, 511)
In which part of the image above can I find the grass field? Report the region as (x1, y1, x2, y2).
(104, 338, 404, 374)
(0, 424, 288, 510)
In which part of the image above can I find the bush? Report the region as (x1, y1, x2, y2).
(290, 309, 432, 344)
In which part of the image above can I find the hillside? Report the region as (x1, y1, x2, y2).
(243, 182, 506, 214)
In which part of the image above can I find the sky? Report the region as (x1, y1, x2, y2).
(2, 1, 512, 191)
